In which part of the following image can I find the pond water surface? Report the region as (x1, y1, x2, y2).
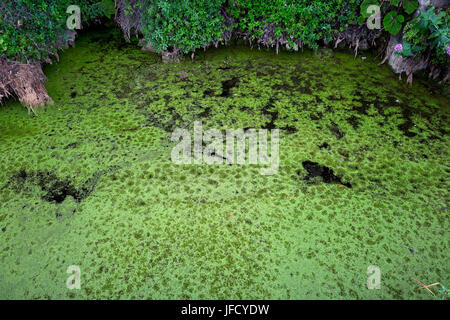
(0, 27, 448, 299)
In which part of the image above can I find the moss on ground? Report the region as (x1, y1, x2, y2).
(0, 27, 448, 299)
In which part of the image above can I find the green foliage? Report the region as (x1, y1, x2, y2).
(1, 0, 447, 70)
(383, 10, 404, 35)
(359, 1, 448, 67)
(101, 0, 117, 19)
(360, 0, 379, 19)
(2, 0, 363, 59)
(127, 0, 362, 53)
(403, 0, 418, 15)
(0, 1, 113, 62)
(399, 7, 449, 66)
(359, 0, 418, 35)
(130, 0, 225, 54)
(227, 0, 361, 50)
(437, 284, 449, 300)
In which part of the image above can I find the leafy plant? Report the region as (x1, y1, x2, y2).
(100, 0, 117, 19)
(0, 0, 115, 62)
(437, 284, 449, 300)
(399, 6, 449, 66)
(119, 0, 362, 54)
(359, 0, 419, 35)
(358, 1, 448, 68)
(403, 0, 418, 15)
(227, 0, 361, 50)
(383, 10, 404, 35)
(129, 0, 225, 54)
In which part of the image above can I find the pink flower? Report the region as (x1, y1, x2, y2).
(446, 44, 450, 56)
(394, 43, 403, 52)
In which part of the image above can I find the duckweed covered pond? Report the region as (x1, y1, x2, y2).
(0, 27, 448, 299)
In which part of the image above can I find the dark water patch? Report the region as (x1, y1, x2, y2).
(255, 63, 277, 76)
(427, 134, 443, 141)
(272, 83, 290, 91)
(261, 99, 278, 130)
(381, 95, 438, 138)
(40, 174, 81, 203)
(198, 105, 211, 118)
(280, 125, 297, 134)
(244, 60, 253, 71)
(217, 65, 233, 71)
(159, 107, 182, 132)
(310, 112, 323, 121)
(12, 169, 28, 187)
(137, 107, 175, 132)
(328, 94, 340, 101)
(221, 77, 240, 97)
(135, 94, 190, 132)
(209, 150, 230, 163)
(397, 121, 417, 137)
(290, 76, 312, 94)
(203, 88, 215, 97)
(347, 115, 360, 129)
(438, 126, 449, 136)
(353, 91, 387, 117)
(328, 122, 345, 139)
(299, 161, 352, 188)
(352, 102, 369, 115)
(353, 98, 372, 116)
(64, 142, 79, 149)
(113, 82, 132, 99)
(4, 170, 102, 204)
(122, 127, 139, 132)
(138, 100, 203, 133)
(87, 28, 132, 52)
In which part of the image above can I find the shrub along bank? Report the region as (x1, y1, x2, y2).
(0, 1, 448, 109)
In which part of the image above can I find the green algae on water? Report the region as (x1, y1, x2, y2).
(0, 27, 448, 299)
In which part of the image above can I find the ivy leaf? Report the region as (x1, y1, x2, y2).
(399, 42, 414, 56)
(357, 15, 367, 25)
(360, 0, 379, 18)
(403, 0, 418, 15)
(391, 0, 401, 6)
(383, 11, 404, 35)
(101, 0, 116, 19)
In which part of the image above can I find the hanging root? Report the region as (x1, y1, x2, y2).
(0, 56, 52, 111)
(115, 0, 143, 41)
(333, 24, 382, 56)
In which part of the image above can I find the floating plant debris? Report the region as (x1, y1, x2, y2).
(300, 161, 352, 188)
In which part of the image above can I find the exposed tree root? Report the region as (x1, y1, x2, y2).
(115, 0, 142, 41)
(0, 29, 78, 110)
(380, 34, 449, 85)
(333, 24, 383, 55)
(0, 57, 52, 112)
